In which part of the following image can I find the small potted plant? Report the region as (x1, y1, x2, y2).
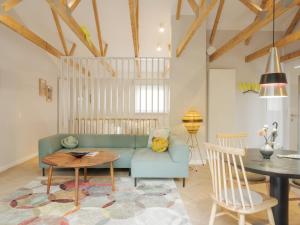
(258, 121, 278, 159)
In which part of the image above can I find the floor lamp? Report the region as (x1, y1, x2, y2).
(182, 109, 204, 164)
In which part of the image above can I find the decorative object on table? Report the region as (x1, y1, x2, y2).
(69, 152, 88, 158)
(258, 0, 287, 98)
(151, 137, 169, 153)
(147, 128, 169, 147)
(0, 177, 191, 225)
(61, 136, 79, 149)
(258, 121, 279, 159)
(238, 82, 260, 94)
(182, 109, 204, 163)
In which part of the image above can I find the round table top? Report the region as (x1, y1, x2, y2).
(243, 149, 300, 179)
(42, 149, 120, 168)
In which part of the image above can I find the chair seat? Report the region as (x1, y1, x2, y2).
(216, 188, 277, 214)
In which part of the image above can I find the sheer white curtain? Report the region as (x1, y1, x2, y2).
(58, 57, 170, 135)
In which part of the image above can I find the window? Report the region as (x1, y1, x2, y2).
(135, 85, 169, 113)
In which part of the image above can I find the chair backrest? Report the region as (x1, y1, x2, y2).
(217, 133, 248, 148)
(204, 143, 254, 210)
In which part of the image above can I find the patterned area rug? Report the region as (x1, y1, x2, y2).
(0, 177, 191, 225)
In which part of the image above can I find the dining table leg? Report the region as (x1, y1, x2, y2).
(270, 176, 289, 225)
(74, 168, 80, 206)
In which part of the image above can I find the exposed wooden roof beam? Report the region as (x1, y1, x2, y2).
(209, 0, 224, 45)
(1, 0, 22, 12)
(0, 14, 64, 57)
(47, 0, 100, 57)
(187, 0, 199, 15)
(281, 49, 300, 62)
(103, 42, 108, 56)
(209, 0, 300, 62)
(239, 0, 263, 14)
(176, 0, 217, 57)
(245, 0, 269, 45)
(51, 9, 68, 55)
(245, 29, 300, 62)
(69, 43, 76, 56)
(92, 0, 105, 56)
(68, 0, 81, 12)
(128, 0, 139, 57)
(285, 8, 300, 36)
(176, 0, 183, 20)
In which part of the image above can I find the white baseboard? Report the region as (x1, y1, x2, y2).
(189, 159, 206, 165)
(0, 153, 37, 173)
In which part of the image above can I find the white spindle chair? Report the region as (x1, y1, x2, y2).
(217, 133, 269, 190)
(205, 143, 277, 225)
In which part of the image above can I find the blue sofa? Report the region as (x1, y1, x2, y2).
(39, 134, 189, 186)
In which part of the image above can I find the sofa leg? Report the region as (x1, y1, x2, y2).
(183, 178, 186, 188)
(42, 168, 45, 177)
(129, 169, 131, 176)
(134, 178, 137, 187)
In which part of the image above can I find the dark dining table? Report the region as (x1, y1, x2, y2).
(243, 149, 300, 225)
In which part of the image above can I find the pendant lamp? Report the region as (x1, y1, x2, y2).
(259, 0, 287, 98)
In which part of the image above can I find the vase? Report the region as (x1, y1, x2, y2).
(260, 143, 274, 159)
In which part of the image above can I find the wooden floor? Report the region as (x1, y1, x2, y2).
(0, 158, 299, 225)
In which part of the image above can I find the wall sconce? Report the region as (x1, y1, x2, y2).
(39, 78, 52, 102)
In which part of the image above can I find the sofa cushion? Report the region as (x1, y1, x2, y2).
(78, 135, 135, 148)
(131, 148, 188, 178)
(135, 135, 148, 148)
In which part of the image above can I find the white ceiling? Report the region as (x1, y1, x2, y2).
(4, 0, 300, 57)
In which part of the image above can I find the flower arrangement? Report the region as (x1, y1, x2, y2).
(258, 121, 278, 149)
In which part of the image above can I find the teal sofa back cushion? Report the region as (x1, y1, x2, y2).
(135, 135, 148, 148)
(78, 134, 136, 148)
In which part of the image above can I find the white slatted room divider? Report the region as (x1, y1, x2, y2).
(58, 57, 170, 135)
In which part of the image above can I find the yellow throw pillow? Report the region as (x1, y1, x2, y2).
(151, 137, 169, 153)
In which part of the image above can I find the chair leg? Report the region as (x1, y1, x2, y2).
(208, 202, 217, 225)
(183, 178, 186, 187)
(42, 168, 45, 176)
(267, 208, 275, 225)
(238, 214, 245, 225)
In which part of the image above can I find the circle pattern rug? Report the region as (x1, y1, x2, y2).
(0, 177, 191, 225)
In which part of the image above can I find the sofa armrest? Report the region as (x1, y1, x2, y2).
(168, 135, 189, 163)
(38, 134, 66, 168)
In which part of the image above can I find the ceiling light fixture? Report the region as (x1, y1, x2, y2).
(156, 45, 162, 52)
(159, 24, 165, 33)
(259, 0, 287, 98)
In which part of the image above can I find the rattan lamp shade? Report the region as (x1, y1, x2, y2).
(182, 110, 203, 134)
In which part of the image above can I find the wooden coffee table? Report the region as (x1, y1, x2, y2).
(42, 150, 119, 206)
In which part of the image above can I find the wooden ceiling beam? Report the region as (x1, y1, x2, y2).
(47, 0, 100, 57)
(68, 0, 81, 12)
(92, 0, 104, 56)
(209, 0, 224, 46)
(285, 8, 300, 36)
(0, 14, 64, 57)
(280, 49, 300, 62)
(69, 43, 76, 56)
(128, 0, 139, 57)
(187, 0, 199, 15)
(1, 0, 22, 12)
(103, 42, 108, 56)
(245, 0, 269, 45)
(245, 29, 300, 62)
(51, 9, 68, 55)
(176, 0, 218, 57)
(239, 0, 263, 14)
(176, 0, 183, 20)
(209, 0, 300, 62)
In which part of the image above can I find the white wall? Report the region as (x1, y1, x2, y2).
(208, 30, 288, 148)
(170, 16, 207, 163)
(0, 26, 57, 172)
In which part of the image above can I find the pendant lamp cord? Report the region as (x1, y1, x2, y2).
(272, 0, 275, 47)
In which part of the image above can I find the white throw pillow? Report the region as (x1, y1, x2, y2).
(148, 128, 170, 148)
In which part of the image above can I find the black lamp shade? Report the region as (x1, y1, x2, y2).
(259, 73, 287, 85)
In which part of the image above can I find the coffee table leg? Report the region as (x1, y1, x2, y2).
(46, 166, 53, 194)
(84, 168, 87, 182)
(75, 168, 80, 206)
(110, 162, 115, 191)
